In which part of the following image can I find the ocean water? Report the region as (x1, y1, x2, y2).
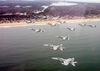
(0, 20, 100, 71)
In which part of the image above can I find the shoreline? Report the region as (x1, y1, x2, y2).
(0, 18, 100, 26)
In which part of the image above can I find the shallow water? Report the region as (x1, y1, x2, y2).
(0, 20, 100, 71)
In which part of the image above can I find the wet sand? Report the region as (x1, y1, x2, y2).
(0, 18, 100, 26)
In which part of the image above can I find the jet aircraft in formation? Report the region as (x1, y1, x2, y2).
(56, 36, 71, 40)
(48, 23, 60, 27)
(29, 28, 45, 33)
(43, 44, 65, 51)
(88, 25, 96, 28)
(52, 57, 77, 66)
(66, 27, 77, 31)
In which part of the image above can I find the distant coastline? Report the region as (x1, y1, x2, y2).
(1, 1, 100, 27)
(0, 18, 100, 27)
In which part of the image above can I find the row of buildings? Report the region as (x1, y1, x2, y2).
(0, 14, 100, 24)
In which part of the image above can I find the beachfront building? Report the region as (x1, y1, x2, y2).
(15, 12, 27, 16)
(15, 5, 21, 8)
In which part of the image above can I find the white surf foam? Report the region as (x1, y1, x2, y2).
(0, 23, 47, 28)
(0, 20, 100, 28)
(67, 19, 100, 23)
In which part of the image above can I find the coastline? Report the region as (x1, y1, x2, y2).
(0, 18, 100, 26)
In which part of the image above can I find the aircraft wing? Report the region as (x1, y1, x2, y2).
(31, 28, 36, 31)
(29, 28, 35, 31)
(58, 58, 65, 61)
(44, 44, 54, 47)
(52, 57, 65, 61)
(63, 61, 70, 66)
(59, 36, 63, 39)
(49, 45, 55, 47)
(63, 59, 72, 66)
(71, 62, 77, 66)
(43, 44, 49, 46)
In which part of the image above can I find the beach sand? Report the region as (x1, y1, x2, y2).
(0, 18, 100, 26)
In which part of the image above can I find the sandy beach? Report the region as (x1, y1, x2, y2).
(0, 18, 100, 26)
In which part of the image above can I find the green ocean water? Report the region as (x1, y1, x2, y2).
(0, 20, 100, 71)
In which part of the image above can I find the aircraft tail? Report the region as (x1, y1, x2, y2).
(71, 62, 77, 66)
(59, 47, 65, 51)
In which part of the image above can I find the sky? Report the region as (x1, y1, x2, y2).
(65, 0, 100, 3)
(50, 2, 78, 6)
(0, 0, 100, 3)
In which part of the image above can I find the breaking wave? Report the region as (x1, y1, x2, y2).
(0, 24, 47, 28)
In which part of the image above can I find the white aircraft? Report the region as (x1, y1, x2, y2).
(55, 23, 61, 26)
(58, 21, 67, 24)
(26, 20, 34, 23)
(79, 23, 86, 27)
(66, 27, 77, 31)
(88, 25, 96, 28)
(52, 57, 77, 66)
(29, 28, 45, 33)
(48, 23, 60, 27)
(56, 36, 71, 40)
(43, 44, 65, 51)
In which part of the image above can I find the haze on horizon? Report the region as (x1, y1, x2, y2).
(0, 0, 100, 3)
